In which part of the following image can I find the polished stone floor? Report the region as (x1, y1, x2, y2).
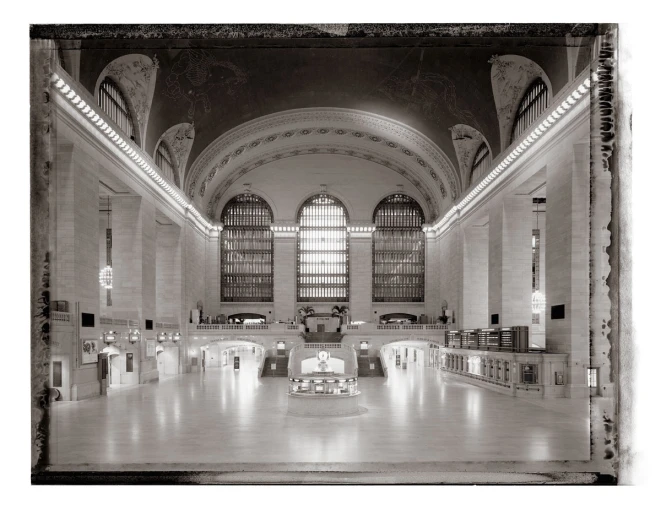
(49, 353, 590, 468)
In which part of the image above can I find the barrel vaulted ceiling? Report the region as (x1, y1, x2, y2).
(71, 31, 594, 221)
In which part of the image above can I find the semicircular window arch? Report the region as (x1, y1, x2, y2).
(220, 193, 274, 302)
(372, 194, 425, 303)
(98, 77, 138, 143)
(297, 194, 349, 302)
(154, 140, 179, 188)
(469, 142, 492, 186)
(510, 78, 550, 144)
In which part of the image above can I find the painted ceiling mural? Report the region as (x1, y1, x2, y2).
(74, 36, 587, 213)
(163, 49, 249, 119)
(374, 50, 486, 136)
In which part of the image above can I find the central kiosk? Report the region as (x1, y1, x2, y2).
(288, 349, 361, 416)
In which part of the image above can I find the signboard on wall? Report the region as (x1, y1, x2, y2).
(396, 354, 401, 367)
(81, 339, 99, 364)
(234, 356, 240, 370)
(146, 340, 156, 358)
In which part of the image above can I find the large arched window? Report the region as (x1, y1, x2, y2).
(469, 142, 492, 186)
(98, 77, 137, 142)
(221, 194, 274, 302)
(297, 194, 349, 302)
(372, 194, 425, 302)
(510, 78, 549, 143)
(154, 140, 179, 188)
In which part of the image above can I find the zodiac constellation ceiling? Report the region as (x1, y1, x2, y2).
(163, 49, 249, 119)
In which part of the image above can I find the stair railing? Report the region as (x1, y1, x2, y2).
(379, 348, 389, 378)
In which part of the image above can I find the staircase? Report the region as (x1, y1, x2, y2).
(262, 356, 289, 377)
(302, 332, 344, 343)
(357, 356, 385, 377)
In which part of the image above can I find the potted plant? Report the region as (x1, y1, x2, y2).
(331, 305, 350, 326)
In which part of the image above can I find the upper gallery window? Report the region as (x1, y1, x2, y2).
(154, 141, 178, 187)
(297, 194, 349, 302)
(221, 194, 274, 302)
(511, 78, 549, 143)
(372, 194, 425, 302)
(98, 77, 138, 142)
(469, 142, 492, 186)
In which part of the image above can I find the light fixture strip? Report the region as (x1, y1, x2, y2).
(430, 76, 592, 233)
(51, 73, 216, 231)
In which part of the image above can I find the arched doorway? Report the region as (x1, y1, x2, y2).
(101, 345, 121, 388)
(380, 340, 433, 375)
(156, 344, 180, 377)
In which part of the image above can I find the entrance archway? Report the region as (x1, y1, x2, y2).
(101, 345, 121, 387)
(379, 339, 441, 375)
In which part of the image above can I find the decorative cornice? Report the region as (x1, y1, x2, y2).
(186, 108, 459, 202)
(204, 144, 440, 221)
(51, 68, 218, 232)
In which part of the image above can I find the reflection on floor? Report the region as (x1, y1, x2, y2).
(49, 352, 590, 467)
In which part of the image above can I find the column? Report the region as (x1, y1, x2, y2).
(272, 222, 298, 322)
(205, 228, 221, 318)
(462, 224, 489, 329)
(112, 195, 158, 384)
(546, 142, 590, 397)
(181, 216, 208, 371)
(425, 229, 441, 320)
(51, 141, 101, 401)
(156, 222, 182, 322)
(348, 224, 374, 323)
(488, 194, 533, 328)
(531, 205, 547, 348)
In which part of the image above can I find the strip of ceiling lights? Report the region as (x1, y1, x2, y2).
(51, 72, 591, 234)
(426, 75, 593, 233)
(50, 73, 218, 231)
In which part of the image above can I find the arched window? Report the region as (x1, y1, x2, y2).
(372, 194, 425, 302)
(221, 194, 274, 302)
(511, 78, 549, 143)
(297, 194, 349, 302)
(469, 142, 492, 186)
(98, 77, 137, 142)
(154, 140, 179, 188)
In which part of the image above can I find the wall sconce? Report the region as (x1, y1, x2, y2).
(172, 332, 182, 343)
(103, 331, 118, 345)
(157, 333, 168, 343)
(128, 330, 141, 344)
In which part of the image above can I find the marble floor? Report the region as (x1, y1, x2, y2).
(49, 353, 590, 469)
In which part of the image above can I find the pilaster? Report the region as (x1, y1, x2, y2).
(545, 142, 590, 397)
(348, 223, 375, 323)
(272, 221, 299, 322)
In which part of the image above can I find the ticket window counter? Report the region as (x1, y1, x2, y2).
(289, 378, 358, 395)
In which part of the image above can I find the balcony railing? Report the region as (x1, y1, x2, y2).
(190, 323, 304, 333)
(343, 323, 448, 334)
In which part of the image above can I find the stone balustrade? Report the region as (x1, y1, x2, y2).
(190, 323, 304, 334)
(343, 323, 449, 334)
